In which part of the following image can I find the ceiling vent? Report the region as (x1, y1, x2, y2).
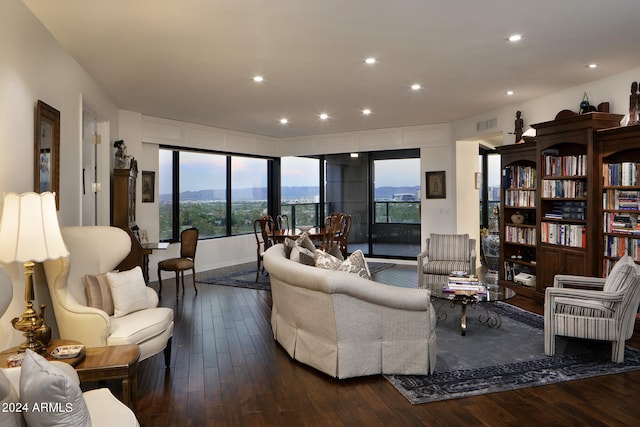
(476, 118, 498, 131)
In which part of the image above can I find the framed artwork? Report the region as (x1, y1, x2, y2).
(425, 170, 446, 199)
(141, 171, 155, 203)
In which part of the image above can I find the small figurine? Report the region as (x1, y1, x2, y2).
(514, 111, 524, 143)
(630, 81, 638, 125)
(114, 140, 130, 169)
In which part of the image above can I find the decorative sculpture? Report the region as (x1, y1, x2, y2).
(514, 111, 524, 143)
(114, 140, 131, 169)
(630, 81, 638, 125)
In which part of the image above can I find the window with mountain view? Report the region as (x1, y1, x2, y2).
(231, 156, 269, 234)
(281, 156, 320, 228)
(159, 148, 272, 240)
(373, 158, 420, 224)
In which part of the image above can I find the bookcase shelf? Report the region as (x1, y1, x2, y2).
(597, 123, 640, 276)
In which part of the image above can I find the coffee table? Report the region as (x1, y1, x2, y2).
(430, 281, 516, 336)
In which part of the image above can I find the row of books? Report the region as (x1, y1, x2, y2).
(603, 235, 640, 259)
(543, 201, 586, 221)
(603, 162, 640, 187)
(541, 179, 587, 198)
(540, 222, 586, 248)
(505, 225, 537, 245)
(444, 275, 486, 294)
(503, 165, 536, 189)
(542, 153, 587, 177)
(504, 189, 536, 207)
(602, 189, 640, 211)
(603, 212, 640, 234)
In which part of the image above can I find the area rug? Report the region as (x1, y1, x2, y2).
(197, 262, 395, 291)
(385, 301, 640, 404)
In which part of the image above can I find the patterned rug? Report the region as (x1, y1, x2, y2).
(197, 262, 395, 291)
(385, 302, 640, 404)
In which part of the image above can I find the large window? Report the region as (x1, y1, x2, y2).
(159, 147, 272, 241)
(231, 156, 269, 234)
(373, 158, 420, 224)
(479, 150, 501, 230)
(281, 156, 321, 228)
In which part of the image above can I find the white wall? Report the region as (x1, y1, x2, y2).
(0, 0, 120, 348)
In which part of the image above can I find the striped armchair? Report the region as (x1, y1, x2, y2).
(544, 255, 640, 363)
(417, 233, 476, 290)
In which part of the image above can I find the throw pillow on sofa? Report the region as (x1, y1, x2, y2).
(290, 232, 316, 266)
(314, 249, 342, 270)
(336, 250, 371, 280)
(83, 271, 115, 315)
(107, 266, 150, 318)
(19, 350, 90, 427)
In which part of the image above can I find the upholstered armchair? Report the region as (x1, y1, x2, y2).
(43, 226, 174, 366)
(417, 233, 476, 290)
(544, 255, 640, 363)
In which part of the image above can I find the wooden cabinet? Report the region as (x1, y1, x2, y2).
(112, 161, 144, 272)
(496, 141, 537, 299)
(597, 123, 640, 276)
(531, 113, 623, 299)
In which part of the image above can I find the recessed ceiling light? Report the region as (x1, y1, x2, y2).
(506, 90, 515, 96)
(411, 84, 421, 91)
(319, 113, 329, 120)
(587, 63, 598, 69)
(364, 57, 376, 65)
(362, 108, 372, 115)
(253, 75, 264, 82)
(508, 34, 522, 42)
(279, 118, 288, 124)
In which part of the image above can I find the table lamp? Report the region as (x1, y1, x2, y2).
(0, 192, 68, 353)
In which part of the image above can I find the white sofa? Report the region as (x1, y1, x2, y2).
(43, 226, 174, 365)
(263, 244, 437, 379)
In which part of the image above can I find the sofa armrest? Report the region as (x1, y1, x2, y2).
(553, 274, 606, 289)
(545, 286, 623, 304)
(417, 248, 429, 289)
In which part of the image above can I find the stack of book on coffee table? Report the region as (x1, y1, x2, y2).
(444, 274, 487, 295)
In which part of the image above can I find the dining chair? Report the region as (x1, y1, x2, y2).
(321, 213, 343, 252)
(254, 216, 275, 282)
(336, 214, 352, 258)
(157, 227, 199, 297)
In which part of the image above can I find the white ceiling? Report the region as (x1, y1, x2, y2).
(22, 0, 640, 139)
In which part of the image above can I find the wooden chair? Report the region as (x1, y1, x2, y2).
(254, 216, 275, 282)
(321, 213, 343, 252)
(336, 214, 352, 258)
(157, 227, 199, 297)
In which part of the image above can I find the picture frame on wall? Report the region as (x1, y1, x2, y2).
(425, 170, 446, 199)
(141, 171, 155, 203)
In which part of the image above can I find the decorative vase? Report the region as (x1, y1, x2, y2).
(35, 304, 52, 347)
(511, 212, 525, 224)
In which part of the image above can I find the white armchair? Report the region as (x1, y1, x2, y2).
(417, 233, 476, 290)
(2, 356, 139, 427)
(544, 255, 640, 363)
(43, 226, 174, 366)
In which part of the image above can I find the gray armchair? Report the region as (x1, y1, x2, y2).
(417, 233, 476, 290)
(544, 255, 640, 363)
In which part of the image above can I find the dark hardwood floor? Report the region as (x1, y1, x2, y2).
(122, 264, 640, 426)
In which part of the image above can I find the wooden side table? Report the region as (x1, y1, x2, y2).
(75, 344, 140, 411)
(0, 339, 85, 367)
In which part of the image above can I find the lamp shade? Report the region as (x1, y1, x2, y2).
(0, 192, 68, 263)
